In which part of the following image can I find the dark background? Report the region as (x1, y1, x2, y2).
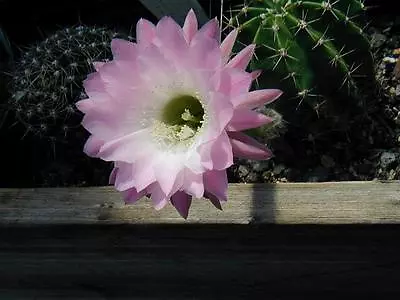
(0, 0, 222, 50)
(0, 0, 396, 48)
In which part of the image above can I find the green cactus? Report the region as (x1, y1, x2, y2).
(7, 25, 134, 141)
(224, 0, 374, 117)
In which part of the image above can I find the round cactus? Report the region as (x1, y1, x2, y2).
(7, 25, 134, 141)
(224, 0, 375, 117)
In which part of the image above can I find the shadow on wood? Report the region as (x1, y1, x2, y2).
(1, 224, 400, 299)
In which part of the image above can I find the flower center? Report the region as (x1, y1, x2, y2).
(152, 94, 205, 148)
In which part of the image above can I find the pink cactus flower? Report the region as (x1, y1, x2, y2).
(76, 9, 282, 218)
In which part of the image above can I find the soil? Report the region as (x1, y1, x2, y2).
(0, 1, 399, 188)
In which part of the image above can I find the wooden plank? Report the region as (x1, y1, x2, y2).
(0, 181, 399, 225)
(1, 224, 400, 298)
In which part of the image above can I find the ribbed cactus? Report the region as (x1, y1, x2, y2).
(225, 0, 374, 115)
(8, 25, 133, 141)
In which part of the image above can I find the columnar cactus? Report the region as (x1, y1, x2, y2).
(8, 25, 133, 141)
(225, 0, 374, 115)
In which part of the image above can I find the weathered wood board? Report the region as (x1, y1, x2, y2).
(1, 181, 400, 298)
(0, 180, 399, 224)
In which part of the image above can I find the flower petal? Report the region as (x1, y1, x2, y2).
(228, 109, 273, 131)
(97, 129, 152, 162)
(204, 191, 223, 210)
(204, 92, 234, 141)
(113, 159, 157, 193)
(220, 29, 238, 63)
(250, 69, 262, 81)
(171, 191, 192, 219)
(83, 72, 107, 97)
(132, 158, 157, 192)
(232, 89, 283, 109)
(75, 98, 95, 114)
(137, 43, 177, 87)
(228, 131, 273, 160)
(215, 68, 253, 97)
(155, 16, 188, 64)
(122, 187, 147, 204)
(183, 169, 204, 198)
(203, 169, 228, 202)
(200, 131, 233, 170)
(153, 155, 184, 196)
(83, 136, 104, 157)
(113, 162, 134, 191)
(80, 76, 160, 139)
(211, 131, 233, 170)
(194, 17, 219, 42)
(109, 166, 118, 184)
(189, 33, 220, 70)
(147, 183, 169, 210)
(101, 59, 143, 90)
(93, 61, 106, 71)
(136, 18, 156, 46)
(95, 62, 137, 100)
(226, 44, 256, 70)
(111, 38, 137, 61)
(183, 9, 198, 43)
(184, 147, 204, 174)
(80, 104, 129, 140)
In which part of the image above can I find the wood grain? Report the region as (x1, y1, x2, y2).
(1, 180, 399, 225)
(0, 224, 400, 299)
